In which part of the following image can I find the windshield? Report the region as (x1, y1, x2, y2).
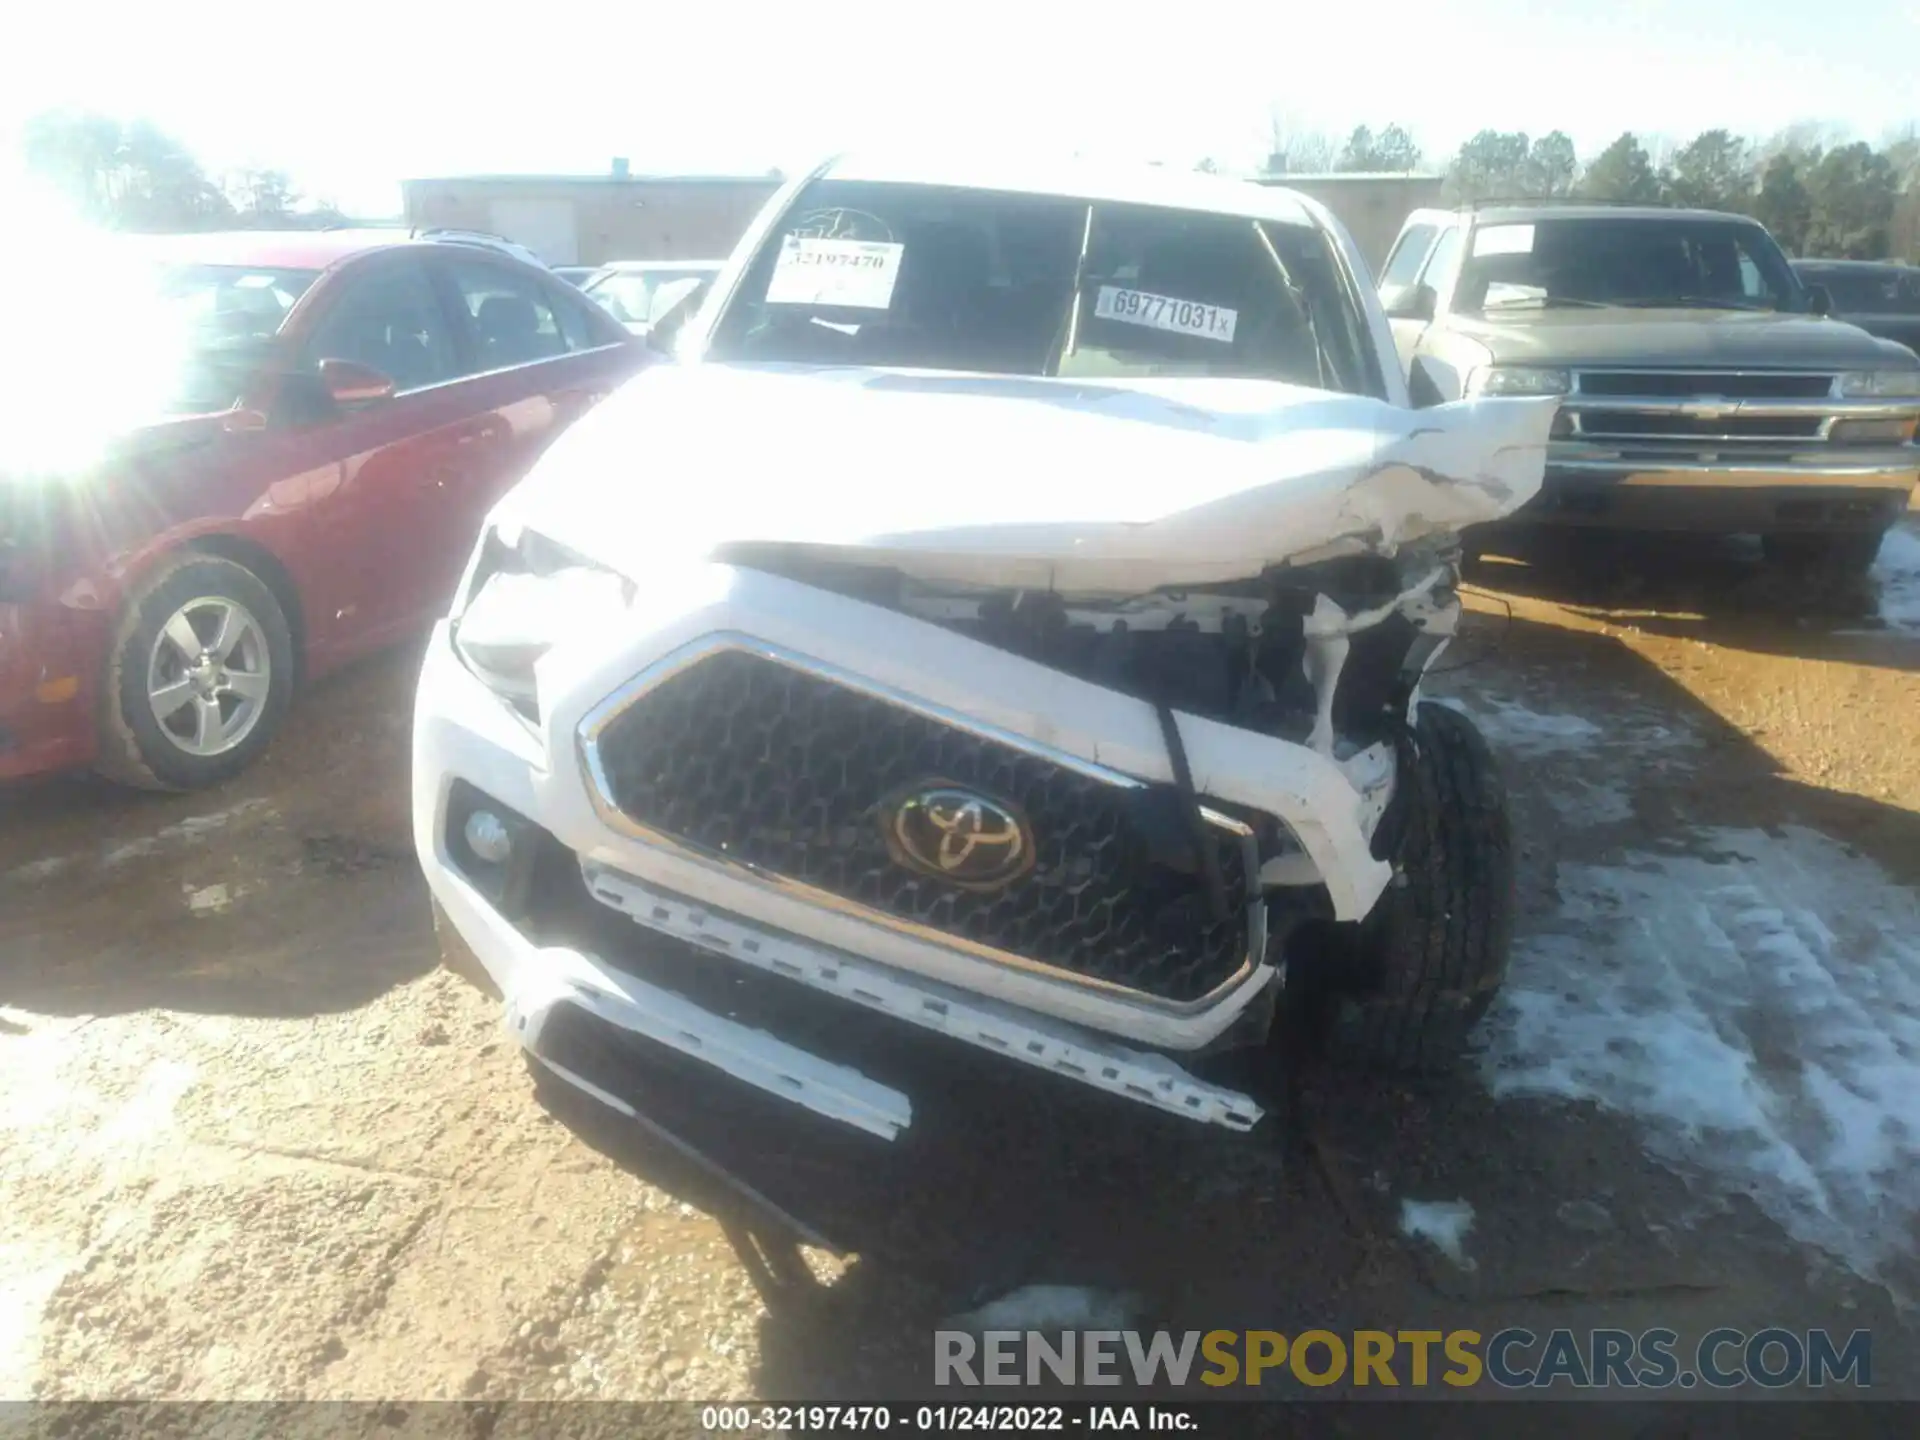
(703, 180, 1379, 396)
(1456, 218, 1805, 313)
(587, 268, 718, 327)
(6, 257, 320, 476)
(149, 263, 321, 413)
(1801, 267, 1920, 314)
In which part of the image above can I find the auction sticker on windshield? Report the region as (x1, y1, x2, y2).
(1473, 224, 1535, 257)
(766, 237, 904, 309)
(1094, 286, 1237, 343)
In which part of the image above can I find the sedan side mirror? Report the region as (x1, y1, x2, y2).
(1806, 284, 1833, 317)
(1381, 282, 1437, 323)
(318, 357, 397, 404)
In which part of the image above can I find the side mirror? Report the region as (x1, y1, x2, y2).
(645, 276, 713, 355)
(1806, 284, 1833, 317)
(1381, 282, 1437, 323)
(318, 357, 397, 404)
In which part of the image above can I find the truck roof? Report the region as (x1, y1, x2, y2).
(1446, 204, 1765, 227)
(819, 152, 1320, 228)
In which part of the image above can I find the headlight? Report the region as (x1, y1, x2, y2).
(451, 528, 630, 717)
(1465, 366, 1571, 398)
(1835, 369, 1920, 398)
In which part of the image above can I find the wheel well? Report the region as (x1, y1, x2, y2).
(180, 534, 308, 685)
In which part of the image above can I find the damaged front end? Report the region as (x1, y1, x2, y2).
(416, 377, 1553, 1187)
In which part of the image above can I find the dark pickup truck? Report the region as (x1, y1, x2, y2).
(1791, 258, 1920, 355)
(1377, 203, 1920, 576)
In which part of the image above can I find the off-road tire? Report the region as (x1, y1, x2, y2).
(1322, 700, 1515, 1075)
(95, 553, 295, 792)
(1761, 529, 1885, 582)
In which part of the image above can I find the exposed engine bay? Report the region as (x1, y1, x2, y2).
(729, 539, 1458, 769)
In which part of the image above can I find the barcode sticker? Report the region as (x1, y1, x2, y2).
(765, 237, 904, 309)
(1093, 286, 1237, 343)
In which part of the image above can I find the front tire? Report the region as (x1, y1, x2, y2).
(95, 553, 295, 791)
(1320, 700, 1516, 1075)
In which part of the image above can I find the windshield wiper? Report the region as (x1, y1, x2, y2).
(1611, 296, 1774, 311)
(1480, 296, 1609, 310)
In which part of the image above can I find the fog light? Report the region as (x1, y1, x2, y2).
(464, 809, 514, 866)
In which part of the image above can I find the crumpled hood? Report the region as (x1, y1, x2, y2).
(497, 362, 1556, 594)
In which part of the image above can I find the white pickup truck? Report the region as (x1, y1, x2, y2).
(410, 155, 1555, 1160)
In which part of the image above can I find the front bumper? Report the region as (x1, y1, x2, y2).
(0, 601, 99, 783)
(413, 564, 1395, 1139)
(1518, 450, 1918, 532)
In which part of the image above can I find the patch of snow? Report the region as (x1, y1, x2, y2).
(2, 857, 69, 885)
(946, 1285, 1144, 1334)
(1399, 1199, 1477, 1270)
(1483, 826, 1920, 1285)
(1544, 776, 1634, 828)
(1871, 524, 1920, 633)
(1437, 691, 1698, 760)
(99, 799, 272, 868)
(1437, 694, 1601, 755)
(185, 883, 232, 915)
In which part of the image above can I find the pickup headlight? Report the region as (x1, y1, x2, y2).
(451, 527, 631, 717)
(1464, 366, 1571, 398)
(1835, 370, 1920, 398)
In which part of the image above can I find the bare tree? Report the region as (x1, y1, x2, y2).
(1263, 107, 1337, 175)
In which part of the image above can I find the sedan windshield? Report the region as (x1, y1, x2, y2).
(149, 263, 321, 413)
(587, 267, 719, 327)
(6, 258, 319, 477)
(703, 180, 1379, 396)
(1456, 218, 1805, 314)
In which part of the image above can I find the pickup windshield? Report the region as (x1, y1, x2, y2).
(1456, 217, 1805, 314)
(703, 180, 1380, 397)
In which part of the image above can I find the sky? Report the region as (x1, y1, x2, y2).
(5, 0, 1919, 217)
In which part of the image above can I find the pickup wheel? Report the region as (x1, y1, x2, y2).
(1761, 529, 1886, 581)
(1317, 701, 1516, 1075)
(95, 554, 295, 792)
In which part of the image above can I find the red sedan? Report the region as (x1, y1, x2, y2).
(0, 229, 649, 789)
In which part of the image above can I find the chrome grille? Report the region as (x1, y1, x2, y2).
(1574, 370, 1836, 400)
(579, 642, 1262, 1006)
(1566, 368, 1850, 447)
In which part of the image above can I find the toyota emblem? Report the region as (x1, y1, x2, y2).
(883, 784, 1035, 891)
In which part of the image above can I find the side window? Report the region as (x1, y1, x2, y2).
(1379, 224, 1437, 289)
(554, 288, 617, 350)
(304, 259, 458, 392)
(1419, 225, 1465, 304)
(443, 259, 569, 371)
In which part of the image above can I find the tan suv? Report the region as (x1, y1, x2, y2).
(1379, 202, 1920, 576)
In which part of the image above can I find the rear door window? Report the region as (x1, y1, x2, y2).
(302, 257, 459, 392)
(442, 258, 570, 372)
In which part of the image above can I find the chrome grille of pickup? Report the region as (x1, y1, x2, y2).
(580, 644, 1259, 1006)
(1567, 368, 1845, 446)
(1578, 412, 1823, 440)
(1574, 370, 1836, 400)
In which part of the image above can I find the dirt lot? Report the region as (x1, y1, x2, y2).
(3, 522, 1919, 1410)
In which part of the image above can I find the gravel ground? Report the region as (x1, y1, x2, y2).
(3, 521, 1918, 1407)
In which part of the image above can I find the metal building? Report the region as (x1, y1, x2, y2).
(400, 164, 782, 267)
